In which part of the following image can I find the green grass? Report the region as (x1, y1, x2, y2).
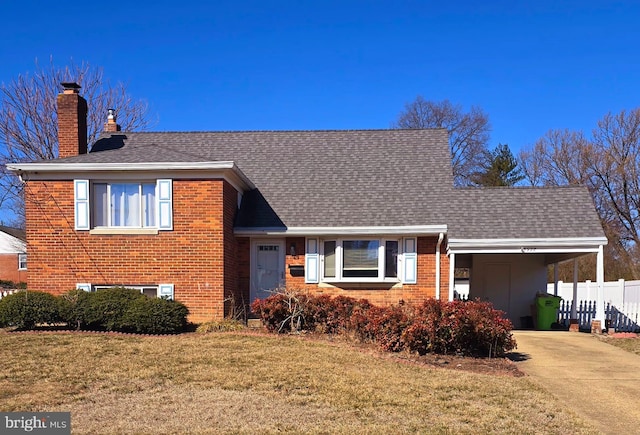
(0, 331, 596, 434)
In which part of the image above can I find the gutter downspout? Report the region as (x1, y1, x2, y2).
(435, 232, 444, 299)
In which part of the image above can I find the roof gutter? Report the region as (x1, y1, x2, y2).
(6, 160, 256, 190)
(234, 225, 448, 236)
(447, 237, 608, 254)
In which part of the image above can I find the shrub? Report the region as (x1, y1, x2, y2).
(401, 299, 516, 357)
(83, 287, 146, 331)
(352, 304, 412, 352)
(401, 299, 452, 355)
(251, 289, 311, 332)
(252, 290, 515, 357)
(196, 319, 245, 333)
(332, 296, 373, 334)
(58, 289, 92, 330)
(0, 291, 60, 329)
(121, 297, 189, 334)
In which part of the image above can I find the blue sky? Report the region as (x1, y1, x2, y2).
(1, 0, 639, 152)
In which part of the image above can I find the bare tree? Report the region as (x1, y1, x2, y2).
(519, 129, 589, 187)
(0, 58, 152, 226)
(392, 96, 491, 185)
(519, 110, 640, 279)
(584, 109, 640, 278)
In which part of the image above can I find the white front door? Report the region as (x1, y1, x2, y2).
(251, 240, 285, 303)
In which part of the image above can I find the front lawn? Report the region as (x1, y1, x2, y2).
(0, 331, 595, 434)
(601, 335, 640, 356)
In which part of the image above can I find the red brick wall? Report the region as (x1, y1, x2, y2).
(241, 235, 449, 310)
(0, 254, 26, 284)
(57, 91, 87, 158)
(24, 178, 238, 323)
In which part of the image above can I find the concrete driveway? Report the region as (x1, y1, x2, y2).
(511, 331, 640, 434)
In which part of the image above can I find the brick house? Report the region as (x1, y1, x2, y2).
(0, 226, 27, 284)
(6, 84, 608, 326)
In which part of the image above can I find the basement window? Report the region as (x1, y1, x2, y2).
(79, 284, 174, 300)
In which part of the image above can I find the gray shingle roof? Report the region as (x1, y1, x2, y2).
(52, 129, 456, 228)
(33, 129, 605, 240)
(449, 186, 605, 239)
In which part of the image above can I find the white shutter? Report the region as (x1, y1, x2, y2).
(159, 283, 174, 300)
(403, 237, 417, 284)
(74, 180, 90, 230)
(305, 238, 319, 284)
(76, 283, 92, 292)
(157, 179, 173, 230)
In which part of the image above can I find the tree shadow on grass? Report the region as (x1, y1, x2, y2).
(506, 351, 531, 362)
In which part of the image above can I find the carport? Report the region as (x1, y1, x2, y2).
(447, 187, 607, 329)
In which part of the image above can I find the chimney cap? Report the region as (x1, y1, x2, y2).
(61, 82, 81, 93)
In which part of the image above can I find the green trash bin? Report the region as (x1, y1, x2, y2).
(535, 295, 562, 330)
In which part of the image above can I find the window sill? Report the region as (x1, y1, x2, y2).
(322, 278, 400, 284)
(319, 281, 402, 290)
(89, 228, 159, 235)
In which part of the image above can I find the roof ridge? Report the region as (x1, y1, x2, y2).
(106, 128, 449, 134)
(455, 185, 588, 190)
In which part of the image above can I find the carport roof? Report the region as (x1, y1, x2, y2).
(448, 186, 606, 240)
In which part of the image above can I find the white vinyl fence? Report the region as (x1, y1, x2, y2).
(547, 279, 640, 332)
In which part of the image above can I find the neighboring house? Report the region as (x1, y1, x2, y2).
(0, 225, 27, 284)
(6, 84, 608, 326)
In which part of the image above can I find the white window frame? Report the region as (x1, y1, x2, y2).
(75, 179, 172, 232)
(18, 253, 27, 270)
(93, 181, 157, 229)
(319, 238, 402, 283)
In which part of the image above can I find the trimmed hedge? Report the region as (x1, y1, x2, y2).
(251, 291, 516, 357)
(83, 287, 146, 331)
(121, 297, 189, 334)
(58, 289, 92, 330)
(1, 288, 189, 334)
(0, 291, 60, 329)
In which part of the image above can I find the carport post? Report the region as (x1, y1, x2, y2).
(553, 263, 559, 296)
(595, 244, 605, 331)
(571, 259, 578, 319)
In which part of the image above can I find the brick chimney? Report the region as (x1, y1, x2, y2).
(57, 82, 88, 158)
(104, 109, 121, 132)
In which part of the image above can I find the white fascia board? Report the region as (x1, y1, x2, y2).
(7, 161, 255, 191)
(447, 237, 608, 254)
(234, 225, 447, 236)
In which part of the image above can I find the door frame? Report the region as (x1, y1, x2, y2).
(250, 238, 286, 303)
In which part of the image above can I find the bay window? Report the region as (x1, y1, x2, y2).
(315, 238, 406, 282)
